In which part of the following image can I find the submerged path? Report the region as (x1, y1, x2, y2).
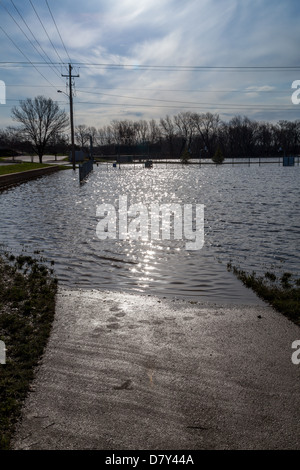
(12, 288, 300, 450)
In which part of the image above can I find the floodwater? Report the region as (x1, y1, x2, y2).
(0, 162, 299, 304)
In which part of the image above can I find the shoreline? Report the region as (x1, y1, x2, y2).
(0, 165, 61, 190)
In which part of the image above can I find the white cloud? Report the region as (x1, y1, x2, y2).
(0, 0, 299, 127)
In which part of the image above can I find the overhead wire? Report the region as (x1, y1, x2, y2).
(0, 0, 297, 120)
(28, 0, 64, 64)
(0, 23, 57, 89)
(45, 0, 72, 64)
(9, 0, 62, 77)
(3, 95, 295, 109)
(0, 0, 62, 80)
(0, 61, 300, 71)
(62, 63, 300, 72)
(69, 100, 298, 112)
(76, 89, 293, 108)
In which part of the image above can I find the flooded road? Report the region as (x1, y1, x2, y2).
(0, 162, 299, 303)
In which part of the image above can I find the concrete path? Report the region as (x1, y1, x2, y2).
(12, 288, 300, 450)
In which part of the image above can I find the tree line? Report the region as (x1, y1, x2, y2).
(94, 113, 300, 160)
(1, 96, 300, 161)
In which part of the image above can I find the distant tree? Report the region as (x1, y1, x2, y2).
(75, 124, 89, 149)
(11, 96, 68, 163)
(149, 119, 161, 144)
(134, 119, 149, 144)
(174, 112, 195, 155)
(111, 119, 136, 146)
(48, 132, 69, 155)
(192, 112, 220, 158)
(180, 147, 191, 164)
(85, 114, 300, 162)
(212, 145, 224, 164)
(160, 115, 176, 157)
(87, 126, 98, 147)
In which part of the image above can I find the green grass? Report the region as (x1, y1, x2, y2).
(0, 253, 57, 449)
(0, 163, 52, 176)
(227, 262, 300, 326)
(58, 165, 73, 170)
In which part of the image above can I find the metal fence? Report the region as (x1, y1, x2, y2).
(79, 159, 93, 182)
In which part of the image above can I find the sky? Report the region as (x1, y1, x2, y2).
(0, 0, 300, 130)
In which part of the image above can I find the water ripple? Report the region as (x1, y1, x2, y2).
(0, 163, 299, 304)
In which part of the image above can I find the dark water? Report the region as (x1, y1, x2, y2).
(0, 163, 299, 304)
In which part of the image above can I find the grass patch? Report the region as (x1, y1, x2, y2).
(0, 253, 57, 449)
(58, 165, 73, 171)
(227, 262, 300, 326)
(0, 163, 52, 176)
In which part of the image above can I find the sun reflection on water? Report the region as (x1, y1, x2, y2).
(0, 163, 298, 303)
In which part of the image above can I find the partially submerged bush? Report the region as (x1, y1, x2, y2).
(227, 263, 300, 326)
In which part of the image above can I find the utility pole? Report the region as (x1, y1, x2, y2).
(61, 64, 79, 170)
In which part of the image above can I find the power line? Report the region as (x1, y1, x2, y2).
(0, 23, 56, 89)
(28, 0, 64, 64)
(0, 61, 300, 71)
(67, 63, 300, 72)
(0, 0, 61, 80)
(9, 0, 62, 78)
(1, 99, 299, 116)
(5, 84, 291, 94)
(77, 89, 292, 107)
(4, 97, 295, 109)
(71, 100, 298, 111)
(45, 0, 72, 64)
(5, 93, 296, 112)
(76, 87, 290, 94)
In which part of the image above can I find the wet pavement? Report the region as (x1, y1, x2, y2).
(12, 288, 300, 450)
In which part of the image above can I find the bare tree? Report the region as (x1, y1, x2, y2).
(192, 112, 220, 158)
(111, 120, 136, 146)
(98, 125, 115, 145)
(11, 95, 68, 163)
(174, 112, 195, 155)
(227, 115, 258, 158)
(75, 124, 89, 149)
(276, 120, 300, 155)
(149, 119, 161, 144)
(87, 126, 98, 147)
(160, 115, 176, 157)
(134, 120, 149, 144)
(256, 122, 274, 157)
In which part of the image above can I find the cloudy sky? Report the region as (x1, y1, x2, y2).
(0, 0, 299, 129)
